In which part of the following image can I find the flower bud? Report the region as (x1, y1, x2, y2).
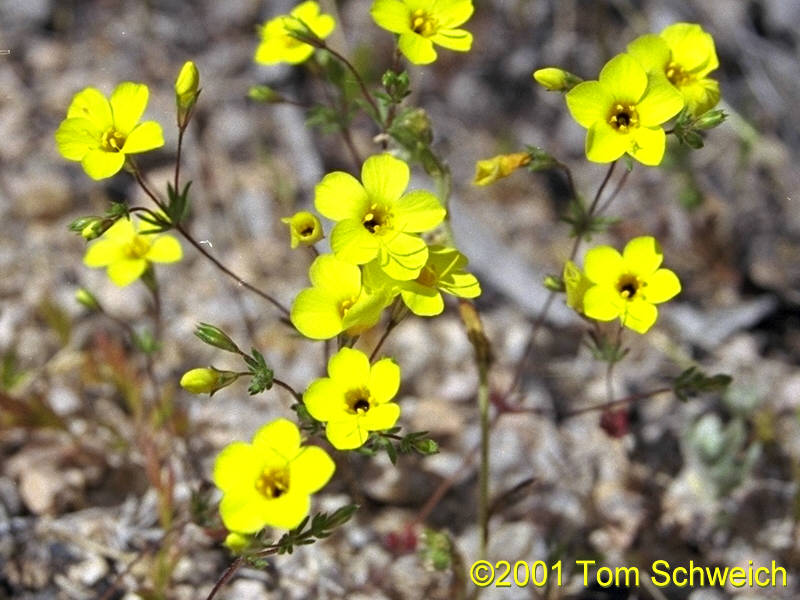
(473, 152, 531, 186)
(280, 211, 324, 248)
(533, 67, 582, 92)
(175, 61, 200, 127)
(693, 109, 726, 130)
(248, 85, 286, 104)
(194, 322, 242, 354)
(75, 288, 101, 311)
(180, 367, 240, 395)
(563, 260, 592, 314)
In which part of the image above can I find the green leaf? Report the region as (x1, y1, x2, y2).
(673, 367, 733, 402)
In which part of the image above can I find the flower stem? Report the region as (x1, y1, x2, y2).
(477, 359, 490, 559)
(205, 556, 243, 600)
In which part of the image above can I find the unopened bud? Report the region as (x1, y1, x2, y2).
(194, 322, 242, 354)
(473, 152, 531, 186)
(693, 109, 726, 130)
(75, 288, 101, 311)
(180, 367, 240, 395)
(533, 67, 582, 92)
(175, 61, 200, 127)
(248, 85, 286, 104)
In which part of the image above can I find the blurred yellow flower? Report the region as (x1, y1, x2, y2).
(627, 23, 719, 117)
(281, 211, 324, 248)
(55, 82, 164, 180)
(291, 254, 389, 340)
(304, 348, 401, 450)
(254, 1, 335, 65)
(371, 0, 474, 65)
(563, 259, 592, 314)
(581, 236, 681, 333)
(565, 53, 684, 165)
(83, 218, 182, 287)
(473, 152, 531, 186)
(213, 418, 335, 532)
(364, 245, 481, 316)
(315, 154, 445, 280)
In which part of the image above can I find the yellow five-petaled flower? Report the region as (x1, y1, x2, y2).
(371, 0, 474, 65)
(83, 218, 182, 287)
(213, 418, 335, 532)
(565, 53, 684, 165)
(254, 1, 335, 65)
(304, 348, 401, 450)
(55, 82, 164, 180)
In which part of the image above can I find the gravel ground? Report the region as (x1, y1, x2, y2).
(1, 0, 800, 598)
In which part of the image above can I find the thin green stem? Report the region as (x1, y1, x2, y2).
(321, 43, 381, 124)
(174, 125, 186, 195)
(205, 556, 244, 600)
(477, 361, 490, 559)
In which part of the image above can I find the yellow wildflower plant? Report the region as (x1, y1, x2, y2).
(254, 1, 335, 65)
(581, 236, 681, 334)
(213, 418, 335, 532)
(83, 218, 182, 287)
(315, 153, 446, 280)
(291, 254, 389, 340)
(364, 245, 481, 316)
(304, 348, 401, 450)
(370, 0, 474, 65)
(565, 53, 684, 165)
(281, 211, 324, 248)
(55, 82, 164, 180)
(563, 259, 592, 314)
(473, 152, 531, 186)
(627, 23, 719, 117)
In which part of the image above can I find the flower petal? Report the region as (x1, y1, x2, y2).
(252, 418, 301, 461)
(660, 23, 718, 74)
(582, 285, 624, 321)
(326, 417, 370, 450)
(565, 81, 612, 128)
(629, 126, 666, 166)
(599, 53, 648, 103)
(315, 172, 369, 221)
(584, 245, 624, 285)
(328, 347, 370, 383)
(146, 235, 182, 263)
(55, 118, 100, 161)
(636, 76, 684, 127)
(401, 287, 445, 316)
(67, 87, 113, 130)
(107, 258, 147, 286)
(110, 82, 149, 136)
(361, 154, 409, 204)
(121, 121, 165, 153)
(218, 488, 269, 533)
(289, 446, 335, 494)
(360, 402, 400, 431)
(84, 239, 124, 267)
(398, 32, 437, 65)
(393, 190, 446, 233)
(626, 34, 671, 73)
(585, 121, 629, 163)
(440, 272, 481, 298)
(213, 441, 262, 493)
(342, 289, 389, 335)
(368, 358, 400, 403)
(431, 28, 473, 52)
(304, 377, 347, 422)
(681, 78, 720, 117)
(622, 236, 663, 276)
(643, 268, 681, 304)
(434, 0, 475, 28)
(621, 298, 658, 333)
(80, 149, 126, 180)
(308, 254, 361, 297)
(330, 220, 381, 264)
(259, 492, 310, 530)
(291, 288, 344, 339)
(378, 232, 429, 280)
(370, 0, 410, 34)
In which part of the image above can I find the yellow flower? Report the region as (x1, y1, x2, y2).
(55, 82, 164, 180)
(213, 418, 335, 532)
(291, 254, 389, 340)
(565, 53, 684, 165)
(180, 367, 239, 395)
(315, 154, 445, 280)
(370, 0, 474, 65)
(533, 67, 582, 92)
(581, 236, 681, 334)
(627, 23, 719, 117)
(83, 218, 182, 287)
(281, 211, 324, 248)
(254, 1, 335, 65)
(473, 152, 531, 186)
(304, 348, 401, 450)
(563, 260, 592, 314)
(364, 245, 481, 316)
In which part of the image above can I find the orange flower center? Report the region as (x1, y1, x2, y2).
(255, 467, 290, 499)
(345, 387, 372, 414)
(665, 61, 692, 87)
(101, 128, 126, 152)
(410, 9, 437, 37)
(608, 104, 639, 133)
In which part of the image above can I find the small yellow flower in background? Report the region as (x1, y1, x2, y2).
(83, 218, 182, 287)
(304, 348, 401, 450)
(580, 236, 681, 334)
(533, 67, 582, 92)
(364, 245, 481, 316)
(55, 82, 164, 180)
(627, 23, 719, 117)
(563, 260, 592, 314)
(291, 254, 388, 340)
(213, 418, 335, 532)
(254, 1, 335, 65)
(315, 153, 445, 280)
(370, 0, 474, 65)
(180, 367, 239, 395)
(473, 152, 531, 186)
(281, 211, 324, 248)
(565, 53, 684, 165)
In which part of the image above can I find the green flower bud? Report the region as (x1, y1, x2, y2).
(533, 67, 582, 92)
(180, 367, 239, 395)
(248, 85, 286, 104)
(194, 322, 242, 354)
(693, 109, 727, 130)
(175, 60, 200, 127)
(75, 288, 101, 311)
